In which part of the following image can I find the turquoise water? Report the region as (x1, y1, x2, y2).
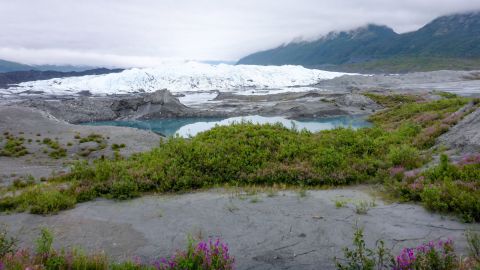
(84, 115, 371, 137)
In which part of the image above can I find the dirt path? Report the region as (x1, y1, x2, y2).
(1, 188, 478, 270)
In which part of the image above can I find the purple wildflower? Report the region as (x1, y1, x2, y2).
(390, 166, 405, 177)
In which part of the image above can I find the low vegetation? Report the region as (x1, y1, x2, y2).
(0, 93, 478, 221)
(41, 137, 67, 159)
(76, 133, 108, 157)
(1, 225, 478, 269)
(0, 133, 28, 157)
(0, 227, 234, 270)
(338, 57, 480, 73)
(335, 226, 480, 270)
(111, 143, 126, 151)
(388, 154, 480, 222)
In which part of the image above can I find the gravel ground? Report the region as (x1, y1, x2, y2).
(0, 105, 161, 185)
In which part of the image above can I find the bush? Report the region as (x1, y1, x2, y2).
(0, 225, 17, 257)
(153, 238, 234, 270)
(387, 144, 422, 169)
(35, 227, 53, 256)
(396, 240, 458, 270)
(466, 231, 480, 263)
(111, 180, 139, 200)
(26, 189, 76, 215)
(389, 154, 480, 221)
(0, 136, 28, 157)
(73, 184, 98, 203)
(336, 229, 476, 270)
(112, 143, 126, 151)
(335, 226, 394, 270)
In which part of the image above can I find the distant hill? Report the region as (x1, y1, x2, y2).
(0, 59, 34, 72)
(0, 59, 106, 73)
(237, 11, 480, 73)
(0, 68, 123, 89)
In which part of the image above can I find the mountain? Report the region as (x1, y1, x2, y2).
(0, 59, 34, 72)
(0, 68, 124, 89)
(0, 59, 105, 73)
(237, 11, 480, 72)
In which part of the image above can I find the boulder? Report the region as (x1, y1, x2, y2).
(437, 105, 480, 155)
(18, 89, 197, 123)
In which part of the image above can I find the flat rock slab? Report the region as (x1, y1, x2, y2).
(1, 188, 478, 270)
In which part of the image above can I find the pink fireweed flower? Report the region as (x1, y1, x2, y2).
(396, 239, 456, 270)
(133, 255, 142, 266)
(404, 169, 420, 178)
(409, 177, 424, 191)
(389, 166, 405, 177)
(459, 153, 480, 166)
(395, 247, 416, 270)
(442, 111, 462, 125)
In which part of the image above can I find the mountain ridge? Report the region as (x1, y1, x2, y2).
(237, 11, 480, 72)
(0, 59, 105, 73)
(0, 68, 124, 89)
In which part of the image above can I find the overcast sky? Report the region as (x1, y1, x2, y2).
(1, 0, 479, 67)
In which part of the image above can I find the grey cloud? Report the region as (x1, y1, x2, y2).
(0, 0, 479, 67)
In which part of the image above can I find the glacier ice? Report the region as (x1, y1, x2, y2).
(9, 62, 351, 96)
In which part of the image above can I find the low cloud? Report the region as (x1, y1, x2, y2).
(1, 0, 479, 67)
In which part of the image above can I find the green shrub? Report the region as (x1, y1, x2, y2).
(12, 175, 35, 188)
(421, 185, 449, 212)
(436, 91, 458, 99)
(41, 138, 67, 159)
(0, 136, 28, 157)
(336, 228, 469, 270)
(390, 154, 480, 221)
(111, 180, 139, 200)
(73, 184, 98, 203)
(35, 227, 53, 255)
(25, 189, 76, 215)
(466, 231, 480, 263)
(49, 148, 67, 159)
(79, 133, 104, 144)
(0, 225, 17, 257)
(387, 144, 422, 169)
(335, 226, 394, 269)
(111, 143, 126, 151)
(364, 93, 420, 108)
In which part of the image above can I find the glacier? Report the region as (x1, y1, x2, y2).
(7, 62, 351, 96)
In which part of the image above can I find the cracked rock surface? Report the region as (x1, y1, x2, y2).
(2, 187, 478, 270)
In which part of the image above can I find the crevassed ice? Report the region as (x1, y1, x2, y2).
(10, 62, 352, 95)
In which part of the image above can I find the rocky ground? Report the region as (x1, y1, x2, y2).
(0, 106, 161, 185)
(314, 70, 480, 96)
(1, 187, 479, 270)
(4, 89, 381, 123)
(436, 104, 480, 162)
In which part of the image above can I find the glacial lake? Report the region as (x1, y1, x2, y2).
(84, 115, 371, 137)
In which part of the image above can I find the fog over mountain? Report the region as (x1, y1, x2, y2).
(237, 12, 480, 72)
(1, 0, 480, 67)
